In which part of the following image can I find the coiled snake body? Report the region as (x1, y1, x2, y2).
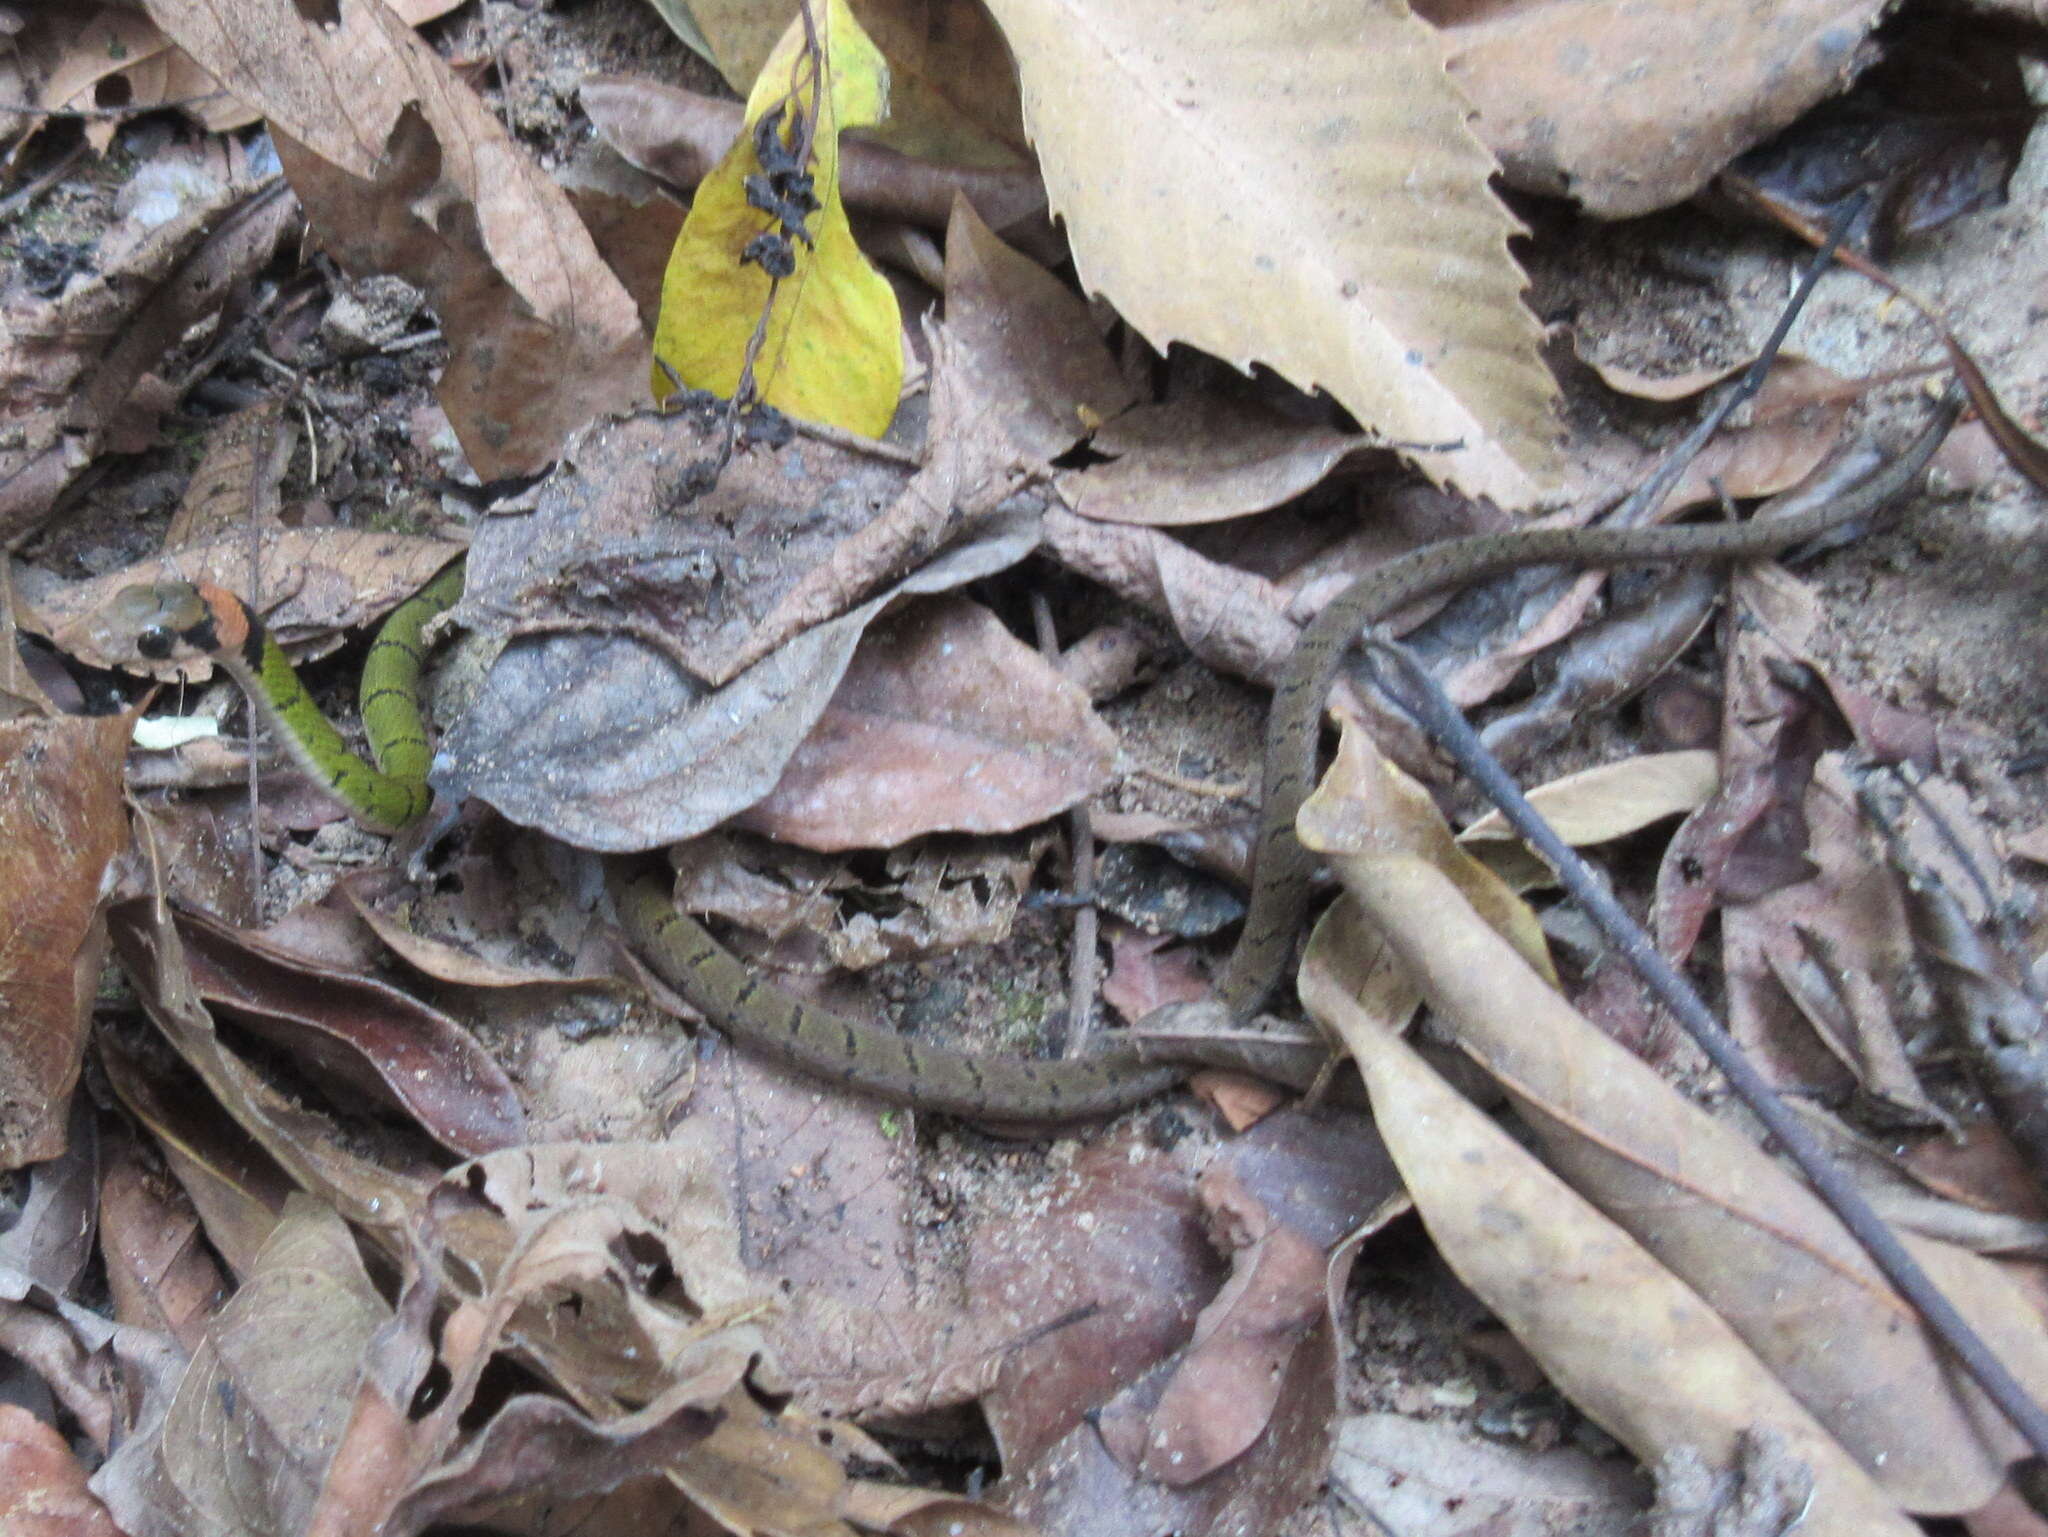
(94, 394, 1957, 1121)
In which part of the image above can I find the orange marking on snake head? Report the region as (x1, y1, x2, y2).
(190, 581, 251, 652)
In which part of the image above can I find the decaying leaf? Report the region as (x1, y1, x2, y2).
(982, 0, 1559, 505)
(653, 0, 903, 435)
(678, 0, 1031, 167)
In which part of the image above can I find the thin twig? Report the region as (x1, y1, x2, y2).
(1363, 634, 2048, 1462)
(1031, 591, 1100, 1054)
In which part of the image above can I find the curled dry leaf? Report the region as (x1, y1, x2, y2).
(172, 907, 526, 1158)
(982, 0, 1558, 506)
(141, 0, 646, 478)
(1298, 720, 2048, 1515)
(1055, 389, 1370, 528)
(1426, 0, 1890, 217)
(0, 714, 131, 1168)
(1458, 749, 1721, 892)
(738, 596, 1117, 849)
(439, 387, 1042, 849)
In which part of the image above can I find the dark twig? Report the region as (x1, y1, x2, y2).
(1363, 634, 2048, 1462)
(1596, 190, 1872, 535)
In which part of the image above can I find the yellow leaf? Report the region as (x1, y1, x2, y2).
(652, 0, 902, 437)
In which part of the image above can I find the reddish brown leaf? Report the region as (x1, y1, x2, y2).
(0, 714, 131, 1167)
(740, 596, 1118, 849)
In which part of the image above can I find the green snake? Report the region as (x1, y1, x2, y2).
(93, 392, 1957, 1120)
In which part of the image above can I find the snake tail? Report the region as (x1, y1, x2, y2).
(614, 871, 1186, 1121)
(1209, 388, 1963, 1019)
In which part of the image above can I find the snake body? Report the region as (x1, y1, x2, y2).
(97, 392, 1957, 1121)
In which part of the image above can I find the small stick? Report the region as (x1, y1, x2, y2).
(1364, 633, 2048, 1463)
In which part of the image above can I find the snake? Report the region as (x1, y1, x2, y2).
(92, 390, 1957, 1121)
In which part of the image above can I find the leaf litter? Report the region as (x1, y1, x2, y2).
(9, 0, 2048, 1532)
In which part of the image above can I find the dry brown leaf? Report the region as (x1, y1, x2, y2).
(142, 0, 646, 479)
(95, 1034, 299, 1283)
(1041, 510, 1301, 686)
(943, 198, 1137, 460)
(98, 1136, 229, 1354)
(174, 906, 527, 1157)
(0, 714, 131, 1169)
(107, 889, 436, 1244)
(1298, 902, 1921, 1536)
(162, 400, 298, 548)
(982, 0, 1558, 506)
(38, 7, 246, 147)
(142, 1198, 390, 1536)
(738, 596, 1116, 848)
(1459, 749, 1720, 891)
(1427, 0, 1890, 217)
(0, 1102, 97, 1298)
(1056, 389, 1369, 527)
(1300, 721, 2048, 1515)
(1094, 1107, 1397, 1487)
(1693, 565, 1932, 1104)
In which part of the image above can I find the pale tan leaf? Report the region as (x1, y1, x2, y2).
(1300, 721, 2048, 1515)
(1459, 749, 1720, 891)
(981, 0, 1559, 506)
(1304, 924, 1919, 1536)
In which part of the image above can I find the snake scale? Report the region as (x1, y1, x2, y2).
(95, 391, 1958, 1121)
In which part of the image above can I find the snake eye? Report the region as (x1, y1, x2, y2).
(136, 624, 176, 661)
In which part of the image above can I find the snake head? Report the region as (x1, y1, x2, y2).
(85, 581, 217, 670)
